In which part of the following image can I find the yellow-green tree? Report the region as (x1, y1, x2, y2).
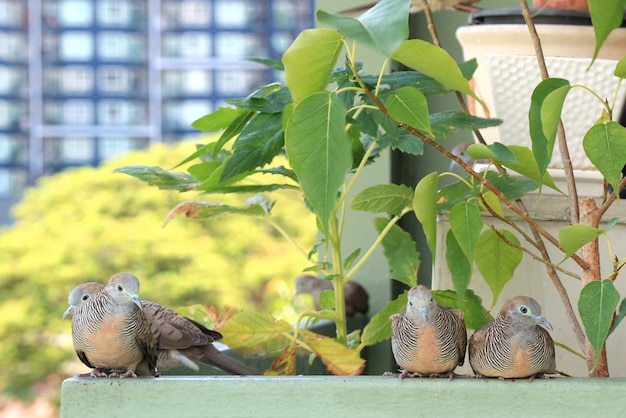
(0, 141, 315, 399)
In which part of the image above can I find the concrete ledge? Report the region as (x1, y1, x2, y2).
(61, 376, 626, 417)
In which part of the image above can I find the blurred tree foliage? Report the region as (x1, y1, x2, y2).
(0, 141, 316, 399)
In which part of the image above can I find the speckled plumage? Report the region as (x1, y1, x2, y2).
(469, 296, 556, 380)
(390, 285, 467, 377)
(71, 272, 159, 378)
(65, 279, 258, 376)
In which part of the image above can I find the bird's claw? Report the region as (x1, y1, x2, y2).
(109, 369, 138, 378)
(76, 368, 108, 378)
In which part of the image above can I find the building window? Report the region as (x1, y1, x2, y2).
(59, 31, 94, 60)
(0, 100, 23, 129)
(162, 70, 213, 97)
(0, 32, 26, 61)
(215, 70, 267, 96)
(0, 134, 27, 164)
(98, 66, 129, 92)
(215, 33, 266, 59)
(0, 0, 25, 27)
(63, 100, 94, 124)
(63, 66, 94, 93)
(57, 0, 93, 27)
(179, 1, 211, 26)
(0, 66, 25, 95)
(215, 0, 249, 28)
(97, 0, 138, 26)
(0, 168, 27, 197)
(98, 32, 146, 61)
(98, 100, 146, 125)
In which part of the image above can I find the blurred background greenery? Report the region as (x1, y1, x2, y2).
(0, 139, 316, 410)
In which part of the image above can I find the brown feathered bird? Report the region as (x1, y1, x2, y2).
(468, 296, 556, 380)
(65, 276, 259, 376)
(389, 285, 467, 378)
(293, 274, 369, 316)
(70, 272, 159, 378)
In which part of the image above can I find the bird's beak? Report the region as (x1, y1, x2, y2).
(418, 306, 428, 322)
(130, 294, 143, 309)
(62, 306, 74, 319)
(449, 160, 459, 171)
(536, 315, 553, 331)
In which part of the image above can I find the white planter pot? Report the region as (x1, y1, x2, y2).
(456, 9, 626, 173)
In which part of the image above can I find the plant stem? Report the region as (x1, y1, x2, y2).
(328, 215, 347, 341)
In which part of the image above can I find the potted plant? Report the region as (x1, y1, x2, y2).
(61, 0, 626, 415)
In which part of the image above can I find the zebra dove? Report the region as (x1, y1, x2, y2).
(293, 274, 369, 316)
(389, 285, 467, 378)
(64, 279, 259, 375)
(71, 272, 159, 378)
(468, 296, 556, 380)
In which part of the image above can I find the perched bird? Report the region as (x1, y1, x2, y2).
(71, 272, 159, 378)
(293, 274, 369, 316)
(469, 296, 556, 380)
(389, 285, 467, 378)
(64, 279, 259, 376)
(340, 0, 481, 15)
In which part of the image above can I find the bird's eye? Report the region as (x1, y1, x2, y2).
(430, 297, 434, 303)
(520, 305, 528, 314)
(81, 294, 89, 301)
(408, 301, 413, 307)
(116, 284, 124, 292)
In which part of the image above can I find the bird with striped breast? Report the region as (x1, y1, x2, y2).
(70, 272, 159, 378)
(389, 285, 467, 378)
(469, 296, 556, 380)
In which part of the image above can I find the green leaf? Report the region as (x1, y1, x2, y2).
(432, 289, 493, 330)
(283, 28, 343, 103)
(578, 279, 620, 371)
(391, 39, 484, 108)
(303, 331, 365, 375)
(246, 57, 285, 71)
(449, 202, 483, 263)
(351, 183, 413, 216)
(615, 54, 626, 78)
(191, 107, 245, 132)
(379, 127, 424, 155)
(497, 145, 560, 192)
(285, 92, 352, 234)
(429, 111, 502, 139)
(385, 86, 433, 136)
(162, 199, 271, 227)
(374, 217, 419, 287)
(474, 229, 523, 308)
(316, 0, 409, 56)
(360, 291, 408, 346)
(583, 121, 626, 195)
(413, 172, 438, 257)
(219, 312, 293, 348)
(225, 88, 292, 113)
(343, 248, 361, 270)
(467, 143, 518, 165)
(221, 112, 284, 182)
(558, 224, 606, 262)
(609, 297, 626, 336)
(528, 78, 571, 184)
(588, 0, 626, 65)
(113, 165, 200, 191)
(445, 230, 472, 303)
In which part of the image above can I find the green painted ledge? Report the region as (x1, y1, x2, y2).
(61, 376, 626, 417)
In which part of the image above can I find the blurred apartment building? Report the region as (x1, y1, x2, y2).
(0, 0, 314, 223)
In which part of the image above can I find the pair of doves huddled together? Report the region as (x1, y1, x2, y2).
(63, 272, 258, 378)
(389, 285, 556, 380)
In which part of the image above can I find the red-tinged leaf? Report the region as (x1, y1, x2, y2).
(302, 331, 365, 375)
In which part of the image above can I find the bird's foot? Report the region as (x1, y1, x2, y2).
(109, 369, 138, 378)
(430, 371, 473, 380)
(382, 370, 425, 379)
(528, 373, 550, 382)
(382, 371, 400, 377)
(76, 368, 108, 378)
